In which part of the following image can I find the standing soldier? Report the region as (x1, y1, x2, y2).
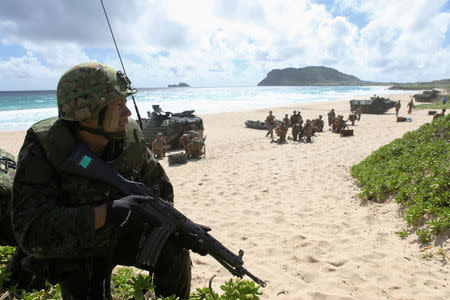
(407, 98, 415, 114)
(265, 110, 276, 138)
(327, 109, 335, 126)
(291, 121, 301, 141)
(356, 106, 363, 121)
(394, 100, 401, 116)
(297, 111, 303, 126)
(282, 114, 290, 127)
(302, 119, 313, 143)
(151, 133, 166, 159)
(289, 111, 298, 127)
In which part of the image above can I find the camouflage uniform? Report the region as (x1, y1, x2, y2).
(407, 99, 414, 114)
(291, 122, 301, 141)
(302, 120, 313, 143)
(289, 111, 299, 127)
(274, 124, 288, 143)
(12, 63, 191, 299)
(152, 133, 166, 159)
(356, 106, 362, 121)
(432, 109, 446, 121)
(394, 101, 401, 116)
(185, 131, 205, 159)
(0, 148, 16, 246)
(282, 114, 290, 127)
(348, 113, 357, 126)
(265, 111, 276, 138)
(327, 109, 335, 126)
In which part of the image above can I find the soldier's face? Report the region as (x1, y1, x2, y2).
(103, 97, 131, 132)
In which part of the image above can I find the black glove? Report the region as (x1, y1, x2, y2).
(106, 195, 157, 233)
(170, 224, 211, 256)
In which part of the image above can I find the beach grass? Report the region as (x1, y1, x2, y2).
(351, 114, 450, 242)
(0, 245, 263, 299)
(415, 102, 450, 110)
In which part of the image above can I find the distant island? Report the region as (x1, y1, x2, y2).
(257, 66, 377, 86)
(168, 82, 190, 88)
(257, 66, 450, 92)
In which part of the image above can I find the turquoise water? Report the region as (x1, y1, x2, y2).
(0, 86, 408, 132)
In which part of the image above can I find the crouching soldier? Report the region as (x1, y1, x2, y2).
(273, 124, 288, 143)
(185, 131, 206, 159)
(152, 133, 166, 159)
(311, 115, 324, 132)
(11, 62, 192, 299)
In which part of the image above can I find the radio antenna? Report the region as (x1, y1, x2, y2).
(99, 0, 143, 129)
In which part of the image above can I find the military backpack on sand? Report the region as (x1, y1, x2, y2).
(0, 148, 17, 245)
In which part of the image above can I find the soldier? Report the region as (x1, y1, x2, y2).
(291, 122, 302, 141)
(302, 119, 313, 143)
(316, 115, 324, 132)
(265, 110, 276, 138)
(185, 131, 206, 159)
(297, 111, 303, 125)
(289, 111, 299, 127)
(1, 149, 46, 290)
(432, 109, 446, 121)
(180, 133, 190, 153)
(347, 112, 358, 126)
(332, 115, 346, 133)
(0, 149, 16, 246)
(282, 114, 290, 127)
(311, 115, 324, 133)
(394, 100, 401, 116)
(407, 98, 415, 114)
(356, 106, 363, 121)
(11, 63, 192, 299)
(274, 124, 288, 143)
(152, 133, 166, 159)
(327, 109, 335, 126)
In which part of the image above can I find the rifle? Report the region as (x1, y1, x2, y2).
(60, 143, 266, 287)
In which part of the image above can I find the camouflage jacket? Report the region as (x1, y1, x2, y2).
(0, 148, 16, 245)
(12, 117, 174, 258)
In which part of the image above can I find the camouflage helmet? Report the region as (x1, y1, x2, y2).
(57, 62, 137, 121)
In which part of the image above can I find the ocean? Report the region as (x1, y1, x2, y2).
(0, 86, 409, 132)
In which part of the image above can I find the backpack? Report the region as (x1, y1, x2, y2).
(0, 148, 17, 245)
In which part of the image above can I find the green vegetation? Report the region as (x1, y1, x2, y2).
(415, 102, 450, 110)
(0, 246, 263, 299)
(389, 79, 450, 91)
(351, 115, 449, 243)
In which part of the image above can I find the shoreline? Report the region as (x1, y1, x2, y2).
(1, 93, 448, 299)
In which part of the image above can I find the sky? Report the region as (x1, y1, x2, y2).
(0, 0, 449, 91)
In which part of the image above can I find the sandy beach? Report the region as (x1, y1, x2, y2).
(1, 93, 448, 299)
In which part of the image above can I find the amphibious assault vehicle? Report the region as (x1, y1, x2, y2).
(350, 96, 396, 114)
(141, 105, 204, 149)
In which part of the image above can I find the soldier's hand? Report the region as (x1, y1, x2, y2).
(106, 195, 159, 233)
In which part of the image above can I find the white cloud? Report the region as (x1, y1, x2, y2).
(0, 0, 449, 90)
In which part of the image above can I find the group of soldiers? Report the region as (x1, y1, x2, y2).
(264, 107, 361, 143)
(265, 110, 324, 143)
(151, 130, 205, 160)
(394, 99, 415, 117)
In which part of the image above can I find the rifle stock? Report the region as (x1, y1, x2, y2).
(60, 143, 266, 287)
